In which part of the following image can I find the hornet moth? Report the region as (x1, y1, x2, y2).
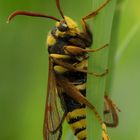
(8, 0, 120, 139)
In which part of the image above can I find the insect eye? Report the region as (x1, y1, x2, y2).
(57, 22, 68, 32)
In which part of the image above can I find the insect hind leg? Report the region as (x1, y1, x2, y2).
(56, 75, 110, 140)
(104, 95, 120, 127)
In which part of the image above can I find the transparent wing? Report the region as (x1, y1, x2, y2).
(43, 58, 66, 140)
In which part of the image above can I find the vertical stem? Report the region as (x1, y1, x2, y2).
(105, 0, 122, 96)
(87, 0, 116, 140)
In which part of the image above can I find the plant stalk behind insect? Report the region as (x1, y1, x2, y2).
(8, 0, 119, 140)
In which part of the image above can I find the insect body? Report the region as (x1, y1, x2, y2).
(8, 0, 119, 140)
(47, 16, 92, 140)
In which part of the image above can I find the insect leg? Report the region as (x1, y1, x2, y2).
(64, 44, 108, 55)
(51, 57, 109, 77)
(104, 95, 121, 113)
(104, 95, 120, 127)
(56, 75, 110, 140)
(81, 0, 110, 31)
(82, 0, 110, 21)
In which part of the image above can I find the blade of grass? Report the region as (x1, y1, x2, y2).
(87, 0, 117, 140)
(105, 0, 122, 95)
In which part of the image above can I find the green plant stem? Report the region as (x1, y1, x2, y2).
(87, 0, 116, 140)
(105, 0, 122, 96)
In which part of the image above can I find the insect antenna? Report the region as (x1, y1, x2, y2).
(7, 10, 60, 23)
(56, 0, 65, 19)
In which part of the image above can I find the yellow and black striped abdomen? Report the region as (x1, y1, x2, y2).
(66, 105, 86, 140)
(53, 56, 88, 140)
(53, 59, 88, 140)
(63, 60, 87, 140)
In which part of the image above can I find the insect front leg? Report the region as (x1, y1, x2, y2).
(81, 0, 111, 32)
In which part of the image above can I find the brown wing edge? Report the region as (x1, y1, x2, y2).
(43, 58, 67, 140)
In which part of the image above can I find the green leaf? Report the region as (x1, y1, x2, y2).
(87, 0, 117, 140)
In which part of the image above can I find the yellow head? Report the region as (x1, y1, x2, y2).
(55, 16, 80, 37)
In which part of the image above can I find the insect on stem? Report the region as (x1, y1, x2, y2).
(7, 0, 119, 140)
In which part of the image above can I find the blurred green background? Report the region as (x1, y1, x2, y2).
(0, 0, 140, 140)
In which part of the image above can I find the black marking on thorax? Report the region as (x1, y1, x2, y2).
(48, 26, 93, 55)
(63, 71, 87, 83)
